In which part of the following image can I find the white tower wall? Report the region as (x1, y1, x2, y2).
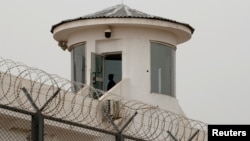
(65, 25, 185, 115)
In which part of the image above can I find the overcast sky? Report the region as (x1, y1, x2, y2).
(1, 0, 250, 125)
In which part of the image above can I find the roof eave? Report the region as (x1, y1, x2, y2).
(51, 17, 194, 34)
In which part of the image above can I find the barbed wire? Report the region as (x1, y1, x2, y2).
(0, 57, 207, 141)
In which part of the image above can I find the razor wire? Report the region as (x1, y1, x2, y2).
(0, 57, 207, 141)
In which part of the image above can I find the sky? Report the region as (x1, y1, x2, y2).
(1, 0, 250, 125)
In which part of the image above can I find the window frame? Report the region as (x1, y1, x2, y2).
(71, 42, 86, 90)
(150, 41, 176, 97)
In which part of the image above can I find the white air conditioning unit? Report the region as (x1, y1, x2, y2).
(102, 100, 121, 120)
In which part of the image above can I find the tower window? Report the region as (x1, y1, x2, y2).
(71, 44, 86, 91)
(150, 42, 175, 97)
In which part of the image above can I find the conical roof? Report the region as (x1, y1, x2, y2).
(51, 4, 194, 33)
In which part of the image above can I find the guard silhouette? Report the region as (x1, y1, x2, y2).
(107, 74, 116, 90)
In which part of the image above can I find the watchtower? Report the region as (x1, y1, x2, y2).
(51, 4, 194, 115)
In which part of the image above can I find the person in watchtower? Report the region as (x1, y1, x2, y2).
(107, 74, 116, 90)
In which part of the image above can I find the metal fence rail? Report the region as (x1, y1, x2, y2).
(0, 57, 207, 141)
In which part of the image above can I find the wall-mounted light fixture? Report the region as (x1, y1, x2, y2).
(104, 27, 111, 38)
(58, 41, 67, 51)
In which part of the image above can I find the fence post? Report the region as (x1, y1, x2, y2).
(167, 131, 178, 141)
(103, 109, 137, 141)
(115, 134, 124, 141)
(21, 87, 60, 141)
(21, 87, 44, 141)
(187, 130, 200, 141)
(31, 113, 44, 141)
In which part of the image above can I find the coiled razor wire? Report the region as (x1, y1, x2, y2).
(0, 57, 207, 141)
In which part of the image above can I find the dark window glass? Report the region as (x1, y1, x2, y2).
(71, 44, 85, 91)
(151, 42, 175, 96)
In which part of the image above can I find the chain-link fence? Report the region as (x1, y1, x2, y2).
(0, 87, 145, 141)
(0, 57, 207, 141)
(0, 99, 143, 141)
